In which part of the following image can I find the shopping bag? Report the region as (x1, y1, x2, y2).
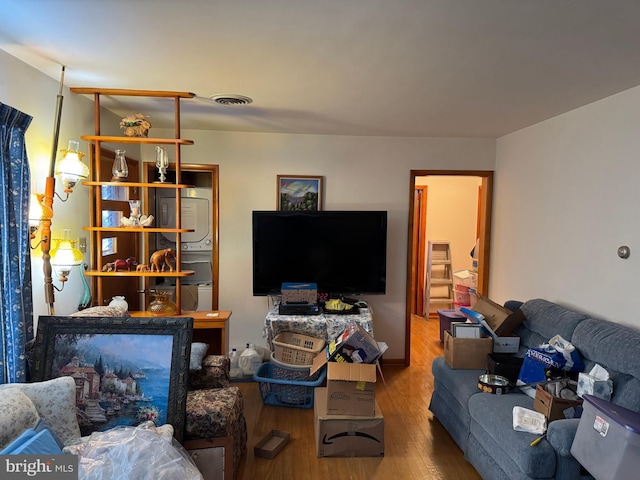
(517, 335, 584, 386)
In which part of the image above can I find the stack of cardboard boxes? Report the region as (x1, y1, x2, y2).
(443, 295, 525, 370)
(310, 322, 386, 457)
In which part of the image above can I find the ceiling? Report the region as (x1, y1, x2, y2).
(3, 0, 640, 138)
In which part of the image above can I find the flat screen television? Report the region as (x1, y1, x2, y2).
(252, 210, 387, 296)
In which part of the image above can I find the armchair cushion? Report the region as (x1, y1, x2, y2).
(188, 355, 230, 390)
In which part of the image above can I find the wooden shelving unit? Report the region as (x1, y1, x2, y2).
(72, 87, 196, 313)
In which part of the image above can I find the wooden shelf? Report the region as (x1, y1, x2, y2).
(71, 87, 195, 98)
(82, 181, 194, 189)
(81, 135, 193, 145)
(84, 270, 195, 278)
(83, 227, 194, 233)
(77, 87, 196, 313)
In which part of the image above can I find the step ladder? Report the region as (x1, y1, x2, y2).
(425, 241, 453, 314)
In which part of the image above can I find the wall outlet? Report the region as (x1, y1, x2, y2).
(78, 236, 87, 253)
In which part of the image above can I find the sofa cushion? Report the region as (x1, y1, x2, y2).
(516, 299, 587, 351)
(431, 357, 484, 410)
(571, 317, 640, 411)
(0, 388, 39, 449)
(468, 392, 556, 478)
(0, 376, 81, 446)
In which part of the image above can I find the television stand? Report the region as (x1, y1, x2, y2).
(264, 304, 374, 350)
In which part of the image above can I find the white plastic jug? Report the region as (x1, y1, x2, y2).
(239, 343, 261, 376)
(229, 348, 242, 378)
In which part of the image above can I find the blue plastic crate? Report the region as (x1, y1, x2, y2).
(253, 361, 326, 408)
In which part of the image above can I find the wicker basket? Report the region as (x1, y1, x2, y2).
(269, 352, 321, 382)
(272, 332, 325, 365)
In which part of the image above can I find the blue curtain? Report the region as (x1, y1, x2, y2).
(0, 102, 34, 384)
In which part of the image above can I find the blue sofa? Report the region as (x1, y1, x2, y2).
(429, 298, 640, 480)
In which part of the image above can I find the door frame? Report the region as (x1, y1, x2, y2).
(405, 170, 494, 366)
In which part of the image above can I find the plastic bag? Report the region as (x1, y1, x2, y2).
(65, 422, 203, 480)
(513, 406, 547, 435)
(517, 335, 584, 386)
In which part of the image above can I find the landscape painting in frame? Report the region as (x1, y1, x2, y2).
(277, 175, 323, 211)
(32, 316, 193, 442)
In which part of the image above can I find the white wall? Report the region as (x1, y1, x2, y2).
(2, 49, 497, 360)
(493, 84, 640, 328)
(0, 49, 126, 324)
(171, 131, 496, 358)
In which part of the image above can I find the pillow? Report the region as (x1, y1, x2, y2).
(0, 376, 81, 446)
(71, 305, 129, 317)
(190, 343, 209, 371)
(0, 388, 39, 449)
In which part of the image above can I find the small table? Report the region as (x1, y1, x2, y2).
(263, 306, 373, 350)
(132, 310, 231, 355)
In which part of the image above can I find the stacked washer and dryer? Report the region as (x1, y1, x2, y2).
(153, 187, 213, 311)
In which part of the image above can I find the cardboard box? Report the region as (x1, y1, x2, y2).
(444, 330, 493, 369)
(327, 322, 382, 364)
(254, 430, 291, 459)
(314, 388, 384, 458)
(470, 295, 526, 336)
(281, 282, 318, 304)
(492, 336, 520, 354)
(533, 383, 583, 421)
(326, 362, 377, 416)
(460, 296, 524, 353)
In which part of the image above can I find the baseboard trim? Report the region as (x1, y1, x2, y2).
(380, 358, 404, 365)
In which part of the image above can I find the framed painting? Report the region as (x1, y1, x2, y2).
(277, 175, 323, 211)
(32, 315, 193, 442)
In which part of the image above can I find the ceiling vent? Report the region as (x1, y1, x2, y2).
(209, 94, 253, 106)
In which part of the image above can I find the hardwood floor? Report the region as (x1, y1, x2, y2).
(235, 314, 481, 480)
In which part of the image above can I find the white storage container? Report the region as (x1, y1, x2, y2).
(570, 394, 640, 480)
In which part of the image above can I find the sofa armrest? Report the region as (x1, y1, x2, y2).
(546, 418, 594, 480)
(188, 355, 230, 390)
(546, 418, 580, 456)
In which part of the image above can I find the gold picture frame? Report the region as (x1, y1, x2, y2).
(277, 175, 323, 211)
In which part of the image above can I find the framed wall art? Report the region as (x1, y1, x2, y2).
(32, 315, 193, 442)
(277, 175, 323, 211)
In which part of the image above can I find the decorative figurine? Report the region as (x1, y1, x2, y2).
(149, 248, 176, 272)
(101, 257, 139, 272)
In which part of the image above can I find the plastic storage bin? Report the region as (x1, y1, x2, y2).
(570, 394, 640, 480)
(437, 309, 465, 342)
(272, 332, 325, 365)
(452, 287, 471, 305)
(253, 361, 327, 408)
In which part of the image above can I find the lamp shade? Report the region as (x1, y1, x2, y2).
(29, 193, 44, 227)
(55, 140, 89, 191)
(50, 238, 84, 280)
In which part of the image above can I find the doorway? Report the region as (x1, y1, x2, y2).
(405, 170, 494, 366)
